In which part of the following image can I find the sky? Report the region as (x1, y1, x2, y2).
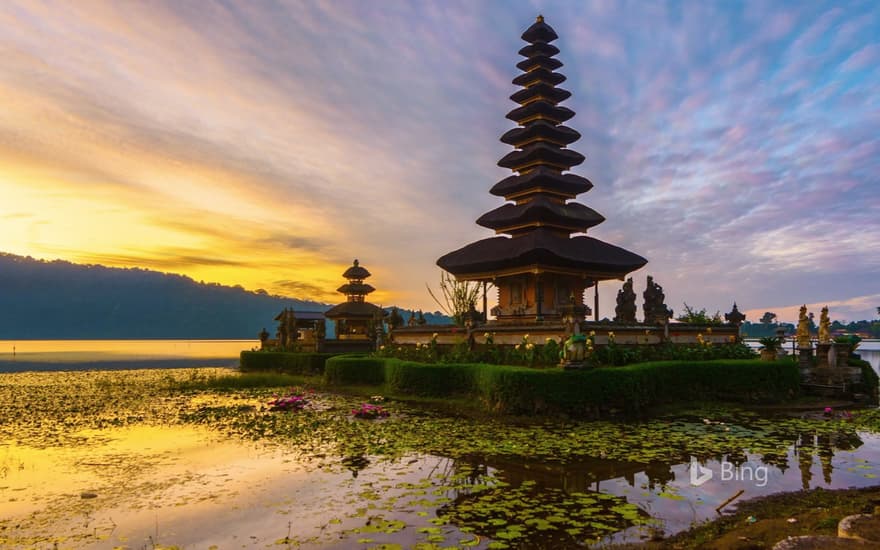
(0, 0, 877, 323)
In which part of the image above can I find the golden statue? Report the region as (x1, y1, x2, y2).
(796, 305, 811, 348)
(818, 306, 831, 344)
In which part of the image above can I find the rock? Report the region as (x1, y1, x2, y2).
(839, 514, 880, 543)
(773, 535, 874, 549)
(80, 491, 98, 499)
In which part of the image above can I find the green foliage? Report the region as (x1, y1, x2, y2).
(173, 371, 307, 390)
(834, 334, 863, 350)
(758, 336, 782, 351)
(324, 355, 387, 385)
(385, 360, 478, 396)
(322, 357, 800, 416)
(239, 351, 337, 375)
(759, 311, 778, 324)
(425, 270, 487, 326)
(381, 339, 756, 368)
(676, 303, 723, 324)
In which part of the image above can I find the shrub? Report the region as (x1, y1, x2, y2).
(323, 355, 386, 385)
(385, 360, 478, 396)
(240, 351, 337, 375)
(322, 356, 799, 417)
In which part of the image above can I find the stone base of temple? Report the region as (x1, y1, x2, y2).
(391, 322, 739, 347)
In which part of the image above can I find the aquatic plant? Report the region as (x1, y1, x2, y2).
(352, 402, 390, 419)
(268, 388, 311, 412)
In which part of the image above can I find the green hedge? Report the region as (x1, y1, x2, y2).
(323, 355, 387, 385)
(240, 351, 337, 375)
(385, 360, 480, 396)
(321, 356, 800, 416)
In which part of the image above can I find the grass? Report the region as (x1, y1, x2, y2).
(170, 371, 309, 391)
(607, 485, 880, 549)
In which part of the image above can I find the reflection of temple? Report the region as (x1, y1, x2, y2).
(436, 16, 646, 325)
(324, 259, 385, 341)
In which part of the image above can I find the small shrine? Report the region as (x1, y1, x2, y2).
(259, 308, 325, 351)
(436, 15, 647, 324)
(324, 259, 386, 340)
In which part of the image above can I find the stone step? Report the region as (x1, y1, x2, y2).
(773, 534, 876, 549)
(840, 513, 880, 543)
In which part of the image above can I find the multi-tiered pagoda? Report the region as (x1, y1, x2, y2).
(437, 16, 647, 324)
(324, 259, 385, 339)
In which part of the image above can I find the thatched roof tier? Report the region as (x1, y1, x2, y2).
(500, 121, 580, 147)
(515, 55, 563, 73)
(324, 301, 385, 320)
(497, 142, 584, 172)
(506, 100, 574, 125)
(490, 168, 593, 199)
(521, 15, 559, 42)
(510, 84, 571, 106)
(476, 197, 605, 233)
(337, 282, 375, 295)
(342, 259, 371, 280)
(518, 42, 559, 58)
(437, 229, 647, 280)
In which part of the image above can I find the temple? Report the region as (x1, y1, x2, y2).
(324, 259, 386, 340)
(437, 16, 647, 324)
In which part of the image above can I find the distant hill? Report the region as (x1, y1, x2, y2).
(0, 253, 451, 339)
(0, 253, 330, 339)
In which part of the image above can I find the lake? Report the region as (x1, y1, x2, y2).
(3, 368, 880, 549)
(0, 339, 257, 372)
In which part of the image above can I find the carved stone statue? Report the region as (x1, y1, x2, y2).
(818, 306, 831, 344)
(387, 307, 404, 329)
(796, 305, 811, 348)
(614, 278, 637, 324)
(643, 276, 673, 325)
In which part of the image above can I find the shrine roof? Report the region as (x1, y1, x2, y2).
(490, 167, 593, 198)
(324, 301, 386, 319)
(476, 197, 605, 232)
(437, 228, 647, 278)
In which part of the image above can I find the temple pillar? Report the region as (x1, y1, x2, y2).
(535, 274, 543, 322)
(593, 283, 599, 322)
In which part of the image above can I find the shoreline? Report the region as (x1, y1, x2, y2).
(0, 358, 239, 373)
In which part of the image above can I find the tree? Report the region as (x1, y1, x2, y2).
(760, 312, 777, 325)
(676, 303, 723, 324)
(426, 271, 490, 326)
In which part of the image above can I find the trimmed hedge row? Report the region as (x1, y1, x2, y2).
(240, 351, 337, 375)
(323, 355, 386, 385)
(322, 356, 801, 415)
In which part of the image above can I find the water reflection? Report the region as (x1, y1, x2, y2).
(437, 427, 874, 546)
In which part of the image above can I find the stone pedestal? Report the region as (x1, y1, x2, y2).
(816, 343, 832, 369)
(798, 347, 813, 370)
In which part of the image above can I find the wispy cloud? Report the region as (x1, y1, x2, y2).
(0, 0, 877, 319)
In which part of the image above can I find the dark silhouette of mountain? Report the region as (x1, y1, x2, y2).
(0, 253, 331, 339)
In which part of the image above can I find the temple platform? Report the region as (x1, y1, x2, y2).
(392, 322, 739, 347)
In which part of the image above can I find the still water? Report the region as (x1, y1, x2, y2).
(0, 339, 257, 371)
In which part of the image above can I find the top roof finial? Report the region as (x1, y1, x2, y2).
(353, 259, 359, 266)
(536, 14, 544, 23)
